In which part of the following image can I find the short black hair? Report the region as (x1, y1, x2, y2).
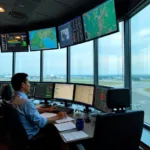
(11, 73, 28, 91)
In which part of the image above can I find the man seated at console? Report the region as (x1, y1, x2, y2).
(11, 73, 67, 149)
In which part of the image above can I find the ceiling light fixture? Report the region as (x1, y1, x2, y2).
(0, 6, 5, 12)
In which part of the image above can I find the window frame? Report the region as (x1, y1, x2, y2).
(128, 1, 150, 129)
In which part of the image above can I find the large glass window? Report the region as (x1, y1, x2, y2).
(43, 48, 67, 82)
(15, 51, 40, 82)
(131, 5, 150, 124)
(70, 41, 94, 84)
(0, 52, 13, 81)
(98, 22, 124, 88)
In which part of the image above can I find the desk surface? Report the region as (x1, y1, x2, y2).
(35, 101, 96, 144)
(59, 112, 95, 143)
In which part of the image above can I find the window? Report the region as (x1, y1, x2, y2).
(70, 41, 94, 84)
(15, 51, 40, 82)
(131, 5, 150, 124)
(98, 22, 124, 88)
(43, 48, 67, 82)
(0, 53, 13, 81)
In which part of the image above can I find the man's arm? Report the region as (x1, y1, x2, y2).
(46, 112, 67, 124)
(37, 106, 57, 113)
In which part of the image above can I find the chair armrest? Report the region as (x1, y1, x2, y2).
(139, 146, 143, 150)
(76, 144, 86, 150)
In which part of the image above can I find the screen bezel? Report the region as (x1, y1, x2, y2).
(53, 82, 75, 102)
(0, 32, 29, 53)
(73, 83, 95, 106)
(82, 0, 119, 42)
(93, 85, 113, 112)
(34, 82, 54, 100)
(29, 27, 58, 51)
(58, 16, 86, 49)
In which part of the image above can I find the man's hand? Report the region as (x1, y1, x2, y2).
(46, 106, 57, 112)
(57, 112, 67, 120)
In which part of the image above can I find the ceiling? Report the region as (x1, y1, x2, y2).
(0, 0, 144, 32)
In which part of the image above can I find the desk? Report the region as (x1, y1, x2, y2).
(59, 112, 95, 150)
(35, 102, 96, 150)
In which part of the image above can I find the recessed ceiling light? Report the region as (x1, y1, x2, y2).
(0, 6, 5, 12)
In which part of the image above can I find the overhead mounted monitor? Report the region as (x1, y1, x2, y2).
(82, 0, 118, 41)
(94, 86, 112, 113)
(58, 16, 84, 48)
(54, 83, 74, 101)
(74, 85, 94, 105)
(29, 27, 58, 51)
(1, 32, 28, 52)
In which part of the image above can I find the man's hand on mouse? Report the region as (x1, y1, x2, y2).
(46, 106, 57, 112)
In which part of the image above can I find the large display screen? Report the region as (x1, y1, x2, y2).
(58, 16, 84, 48)
(54, 83, 74, 100)
(34, 83, 54, 99)
(74, 85, 94, 105)
(29, 27, 58, 50)
(82, 0, 118, 41)
(1, 32, 28, 52)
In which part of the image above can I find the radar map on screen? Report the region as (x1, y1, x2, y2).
(83, 0, 117, 41)
(29, 27, 57, 50)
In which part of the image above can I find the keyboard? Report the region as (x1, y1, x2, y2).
(52, 106, 74, 114)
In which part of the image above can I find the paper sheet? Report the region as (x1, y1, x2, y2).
(54, 122, 76, 131)
(41, 112, 57, 118)
(55, 117, 74, 124)
(61, 131, 88, 142)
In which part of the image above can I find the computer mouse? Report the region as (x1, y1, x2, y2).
(84, 117, 91, 123)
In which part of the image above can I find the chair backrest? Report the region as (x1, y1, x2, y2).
(93, 111, 144, 150)
(1, 103, 28, 150)
(92, 88, 144, 150)
(1, 84, 12, 104)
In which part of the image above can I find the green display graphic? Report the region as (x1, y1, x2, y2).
(45, 86, 52, 99)
(83, 0, 117, 41)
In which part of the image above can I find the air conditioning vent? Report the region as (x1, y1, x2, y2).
(8, 11, 27, 20)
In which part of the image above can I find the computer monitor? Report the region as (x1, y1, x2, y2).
(29, 27, 58, 51)
(28, 82, 35, 98)
(58, 16, 85, 48)
(54, 83, 74, 106)
(82, 0, 118, 41)
(74, 84, 94, 112)
(106, 88, 130, 111)
(94, 86, 112, 113)
(1, 32, 28, 52)
(34, 83, 54, 104)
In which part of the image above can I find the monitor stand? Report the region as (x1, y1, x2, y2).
(64, 101, 72, 107)
(83, 106, 92, 113)
(40, 99, 50, 105)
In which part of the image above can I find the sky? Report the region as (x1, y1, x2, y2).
(0, 4, 149, 76)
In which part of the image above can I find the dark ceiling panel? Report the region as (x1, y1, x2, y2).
(54, 0, 81, 7)
(0, 0, 14, 5)
(0, 0, 145, 32)
(35, 0, 72, 18)
(27, 12, 53, 24)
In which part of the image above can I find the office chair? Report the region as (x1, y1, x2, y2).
(1, 85, 45, 150)
(76, 88, 144, 150)
(1, 84, 12, 104)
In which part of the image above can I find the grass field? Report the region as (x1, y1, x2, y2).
(144, 88, 150, 93)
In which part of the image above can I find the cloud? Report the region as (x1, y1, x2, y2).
(139, 28, 150, 37)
